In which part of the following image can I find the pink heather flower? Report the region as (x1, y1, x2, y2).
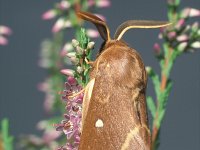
(52, 18, 65, 33)
(0, 36, 8, 45)
(60, 43, 73, 56)
(42, 130, 61, 144)
(96, 0, 111, 8)
(94, 13, 106, 21)
(37, 81, 49, 92)
(0, 26, 12, 35)
(55, 77, 83, 149)
(42, 9, 56, 20)
(176, 35, 188, 42)
(61, 69, 75, 76)
(88, 0, 95, 6)
(153, 43, 161, 55)
(167, 31, 176, 39)
(68, 76, 77, 85)
(58, 1, 70, 10)
(86, 29, 99, 38)
(181, 8, 200, 18)
(44, 93, 55, 112)
(175, 19, 185, 29)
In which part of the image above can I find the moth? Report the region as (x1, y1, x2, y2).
(77, 11, 170, 150)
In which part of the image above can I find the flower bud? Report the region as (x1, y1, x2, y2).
(0, 36, 8, 45)
(0, 25, 12, 35)
(153, 43, 161, 55)
(177, 42, 187, 52)
(175, 19, 185, 29)
(77, 66, 83, 74)
(145, 66, 152, 75)
(67, 76, 77, 85)
(72, 39, 79, 47)
(191, 41, 200, 49)
(61, 69, 74, 76)
(87, 41, 95, 49)
(52, 18, 65, 33)
(64, 20, 72, 28)
(167, 31, 176, 39)
(75, 46, 84, 54)
(69, 56, 79, 65)
(58, 1, 70, 10)
(66, 52, 76, 58)
(42, 9, 56, 20)
(96, 0, 111, 8)
(191, 22, 199, 31)
(61, 43, 73, 56)
(86, 29, 99, 38)
(189, 8, 200, 17)
(181, 8, 200, 18)
(176, 35, 188, 42)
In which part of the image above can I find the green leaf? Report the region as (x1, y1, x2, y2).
(175, 0, 181, 6)
(147, 96, 156, 118)
(1, 118, 14, 150)
(162, 80, 173, 106)
(146, 67, 161, 99)
(156, 109, 166, 128)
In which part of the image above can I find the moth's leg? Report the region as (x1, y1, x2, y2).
(68, 89, 85, 99)
(85, 58, 94, 65)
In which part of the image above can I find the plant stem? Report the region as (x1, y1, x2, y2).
(151, 46, 173, 150)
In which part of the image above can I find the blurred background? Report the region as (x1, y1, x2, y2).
(0, 0, 199, 149)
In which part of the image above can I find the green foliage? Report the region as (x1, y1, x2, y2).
(148, 0, 200, 149)
(147, 96, 156, 118)
(1, 118, 14, 150)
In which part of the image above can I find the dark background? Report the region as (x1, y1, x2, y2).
(0, 0, 199, 149)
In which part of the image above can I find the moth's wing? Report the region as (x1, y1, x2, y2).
(114, 20, 171, 40)
(81, 78, 95, 131)
(77, 11, 111, 41)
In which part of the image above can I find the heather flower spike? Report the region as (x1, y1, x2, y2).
(56, 29, 95, 149)
(34, 0, 110, 149)
(149, 1, 200, 149)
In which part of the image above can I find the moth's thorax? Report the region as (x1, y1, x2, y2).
(90, 39, 147, 89)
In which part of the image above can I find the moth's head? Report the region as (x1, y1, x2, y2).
(77, 11, 171, 52)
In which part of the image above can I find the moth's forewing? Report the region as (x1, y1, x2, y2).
(79, 41, 151, 150)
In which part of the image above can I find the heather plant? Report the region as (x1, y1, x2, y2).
(146, 0, 200, 149)
(55, 28, 94, 149)
(0, 119, 14, 150)
(19, 0, 110, 149)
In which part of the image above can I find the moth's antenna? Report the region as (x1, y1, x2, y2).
(77, 11, 111, 41)
(114, 20, 171, 40)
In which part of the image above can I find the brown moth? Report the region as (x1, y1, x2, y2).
(77, 11, 170, 150)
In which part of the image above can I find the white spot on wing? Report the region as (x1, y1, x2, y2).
(95, 119, 104, 128)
